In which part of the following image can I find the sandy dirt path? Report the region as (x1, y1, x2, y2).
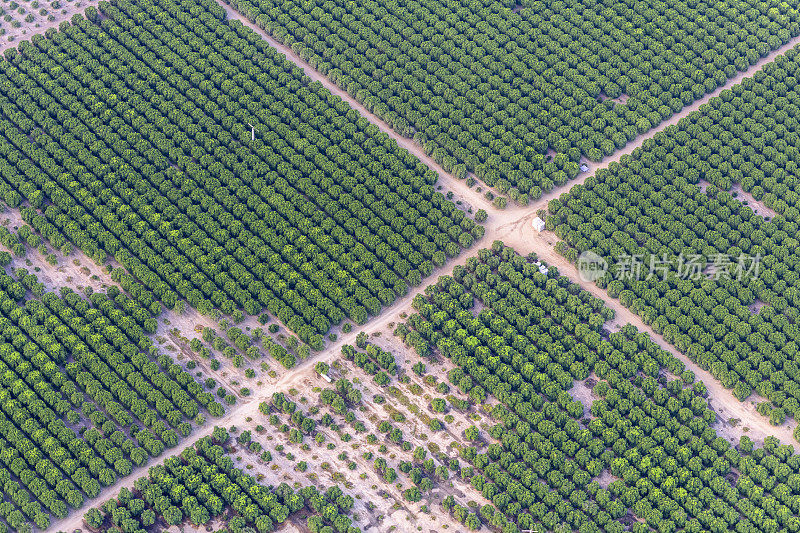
(521, 32, 800, 216)
(216, 0, 800, 221)
(273, 232, 492, 390)
(218, 0, 800, 249)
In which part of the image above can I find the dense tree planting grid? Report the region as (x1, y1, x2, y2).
(228, 0, 800, 201)
(0, 274, 221, 532)
(550, 45, 800, 430)
(84, 433, 361, 533)
(0, 0, 481, 350)
(399, 244, 800, 533)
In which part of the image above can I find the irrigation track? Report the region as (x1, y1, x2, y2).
(52, 6, 800, 531)
(215, 1, 495, 214)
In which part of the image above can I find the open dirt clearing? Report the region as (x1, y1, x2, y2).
(0, 0, 98, 52)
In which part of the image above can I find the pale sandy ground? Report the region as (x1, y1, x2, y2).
(0, 209, 130, 301)
(700, 180, 779, 221)
(566, 375, 594, 420)
(0, 0, 97, 52)
(731, 182, 779, 220)
(232, 346, 491, 532)
(151, 301, 288, 397)
(1, 209, 281, 398)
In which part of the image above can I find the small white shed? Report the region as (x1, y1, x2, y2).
(320, 373, 332, 383)
(532, 217, 545, 232)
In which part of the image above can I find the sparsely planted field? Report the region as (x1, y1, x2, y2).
(245, 338, 495, 532)
(225, 0, 800, 202)
(0, 0, 96, 50)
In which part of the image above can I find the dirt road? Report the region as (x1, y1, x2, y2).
(522, 34, 800, 216)
(216, 0, 800, 225)
(274, 232, 492, 390)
